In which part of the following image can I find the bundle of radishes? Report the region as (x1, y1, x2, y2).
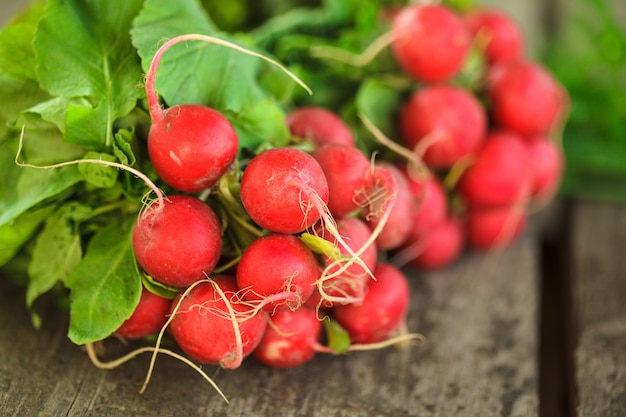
(2, 0, 567, 399)
(109, 34, 419, 381)
(114, 3, 567, 381)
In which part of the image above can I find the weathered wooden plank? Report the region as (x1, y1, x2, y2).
(570, 200, 626, 417)
(0, 225, 539, 417)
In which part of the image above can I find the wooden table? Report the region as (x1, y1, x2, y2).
(1, 198, 624, 416)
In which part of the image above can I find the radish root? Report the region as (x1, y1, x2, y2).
(145, 34, 312, 124)
(84, 342, 228, 403)
(14, 125, 166, 210)
(358, 112, 431, 182)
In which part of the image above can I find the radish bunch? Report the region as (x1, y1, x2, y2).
(116, 2, 566, 385)
(1, 0, 570, 403)
(117, 34, 417, 376)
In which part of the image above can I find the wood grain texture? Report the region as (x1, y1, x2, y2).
(571, 200, 626, 417)
(0, 230, 539, 417)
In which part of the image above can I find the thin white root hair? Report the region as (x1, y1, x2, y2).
(208, 279, 245, 370)
(85, 342, 228, 403)
(308, 193, 377, 305)
(347, 333, 426, 352)
(358, 112, 431, 182)
(15, 125, 166, 210)
(140, 279, 208, 393)
(146, 34, 312, 123)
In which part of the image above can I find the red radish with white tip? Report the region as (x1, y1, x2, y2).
(253, 307, 323, 368)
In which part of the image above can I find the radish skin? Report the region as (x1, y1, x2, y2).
(333, 263, 410, 344)
(253, 307, 323, 368)
(132, 195, 222, 288)
(168, 276, 268, 368)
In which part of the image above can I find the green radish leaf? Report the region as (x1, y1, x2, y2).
(131, 0, 295, 150)
(78, 151, 119, 188)
(299, 232, 341, 260)
(131, 0, 264, 111)
(0, 3, 50, 139)
(0, 140, 82, 227)
(324, 318, 351, 354)
(251, 0, 364, 49)
(63, 102, 109, 149)
(0, 109, 84, 228)
(142, 274, 180, 300)
(34, 0, 144, 149)
(0, 205, 56, 267)
(14, 105, 87, 165)
(232, 99, 291, 150)
(355, 77, 404, 139)
(26, 203, 93, 327)
(66, 218, 142, 344)
(353, 76, 407, 156)
(22, 97, 72, 134)
(112, 128, 137, 166)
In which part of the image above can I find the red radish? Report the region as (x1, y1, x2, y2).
(145, 39, 239, 193)
(355, 164, 399, 248)
(286, 106, 355, 147)
(399, 85, 486, 168)
(169, 276, 268, 368)
(488, 60, 566, 136)
(365, 162, 414, 250)
(240, 147, 330, 234)
(403, 170, 448, 244)
(391, 4, 471, 82)
(253, 307, 323, 368)
(115, 287, 172, 340)
(526, 136, 564, 201)
(465, 9, 524, 65)
(312, 143, 371, 217)
(406, 217, 464, 270)
(132, 195, 222, 287)
(236, 233, 320, 311)
(458, 131, 532, 207)
(465, 205, 527, 250)
(147, 105, 238, 192)
(313, 216, 377, 307)
(332, 263, 410, 344)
